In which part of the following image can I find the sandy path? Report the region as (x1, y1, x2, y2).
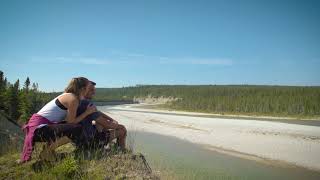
(99, 104, 320, 171)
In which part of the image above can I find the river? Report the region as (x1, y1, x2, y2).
(98, 105, 320, 179)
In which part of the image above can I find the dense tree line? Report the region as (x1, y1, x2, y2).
(93, 85, 320, 117)
(1, 70, 318, 120)
(0, 71, 53, 126)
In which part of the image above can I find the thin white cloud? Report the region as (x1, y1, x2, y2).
(158, 57, 233, 65)
(55, 57, 74, 63)
(189, 58, 233, 65)
(30, 53, 233, 66)
(78, 57, 111, 65)
(115, 52, 233, 66)
(56, 57, 112, 65)
(31, 56, 111, 65)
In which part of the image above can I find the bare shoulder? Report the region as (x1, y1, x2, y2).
(58, 93, 78, 106)
(63, 93, 77, 99)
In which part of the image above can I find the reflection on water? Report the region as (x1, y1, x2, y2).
(128, 131, 320, 180)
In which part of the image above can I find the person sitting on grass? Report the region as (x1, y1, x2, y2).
(19, 77, 97, 163)
(77, 80, 127, 151)
(37, 79, 128, 158)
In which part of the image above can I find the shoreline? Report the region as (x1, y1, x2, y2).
(136, 103, 320, 121)
(100, 104, 320, 172)
(131, 131, 320, 180)
(109, 103, 320, 127)
(136, 128, 320, 172)
(201, 143, 319, 173)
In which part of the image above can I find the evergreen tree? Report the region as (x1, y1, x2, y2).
(0, 71, 4, 91)
(0, 71, 5, 110)
(0, 71, 51, 122)
(92, 85, 320, 117)
(24, 77, 30, 93)
(18, 91, 31, 124)
(4, 77, 8, 88)
(18, 77, 32, 124)
(32, 82, 38, 92)
(7, 79, 21, 121)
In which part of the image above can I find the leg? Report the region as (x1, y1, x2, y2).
(95, 116, 118, 129)
(116, 125, 127, 150)
(95, 116, 127, 150)
(107, 125, 127, 150)
(36, 123, 83, 160)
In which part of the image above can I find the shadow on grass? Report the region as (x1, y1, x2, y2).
(31, 152, 69, 172)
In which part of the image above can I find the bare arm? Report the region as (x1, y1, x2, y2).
(98, 111, 118, 123)
(65, 98, 97, 124)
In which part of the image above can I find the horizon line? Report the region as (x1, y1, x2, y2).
(41, 83, 320, 93)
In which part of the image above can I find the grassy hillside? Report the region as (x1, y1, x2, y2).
(0, 112, 23, 155)
(0, 147, 158, 180)
(0, 115, 158, 180)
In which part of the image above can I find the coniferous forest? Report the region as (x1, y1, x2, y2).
(93, 85, 320, 118)
(0, 71, 54, 126)
(1, 70, 319, 122)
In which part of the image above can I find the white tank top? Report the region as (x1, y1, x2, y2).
(37, 93, 68, 122)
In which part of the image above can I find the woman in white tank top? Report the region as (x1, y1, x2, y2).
(20, 77, 97, 163)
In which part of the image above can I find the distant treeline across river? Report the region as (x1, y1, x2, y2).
(2, 68, 319, 126)
(93, 85, 320, 118)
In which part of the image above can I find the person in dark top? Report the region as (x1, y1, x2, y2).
(78, 80, 127, 151)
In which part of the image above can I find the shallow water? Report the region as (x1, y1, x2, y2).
(129, 131, 320, 180)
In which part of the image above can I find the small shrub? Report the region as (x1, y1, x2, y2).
(51, 155, 80, 178)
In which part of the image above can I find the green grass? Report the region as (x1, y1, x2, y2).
(0, 113, 159, 179)
(0, 142, 159, 180)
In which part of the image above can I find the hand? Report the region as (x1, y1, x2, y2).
(85, 104, 97, 115)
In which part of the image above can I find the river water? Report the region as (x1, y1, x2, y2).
(98, 105, 320, 179)
(130, 131, 320, 180)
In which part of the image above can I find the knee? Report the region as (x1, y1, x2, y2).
(119, 124, 127, 135)
(118, 128, 127, 137)
(118, 124, 126, 130)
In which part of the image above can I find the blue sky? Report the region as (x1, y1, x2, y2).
(0, 0, 319, 92)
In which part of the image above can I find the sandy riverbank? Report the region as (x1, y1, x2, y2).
(99, 104, 320, 172)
